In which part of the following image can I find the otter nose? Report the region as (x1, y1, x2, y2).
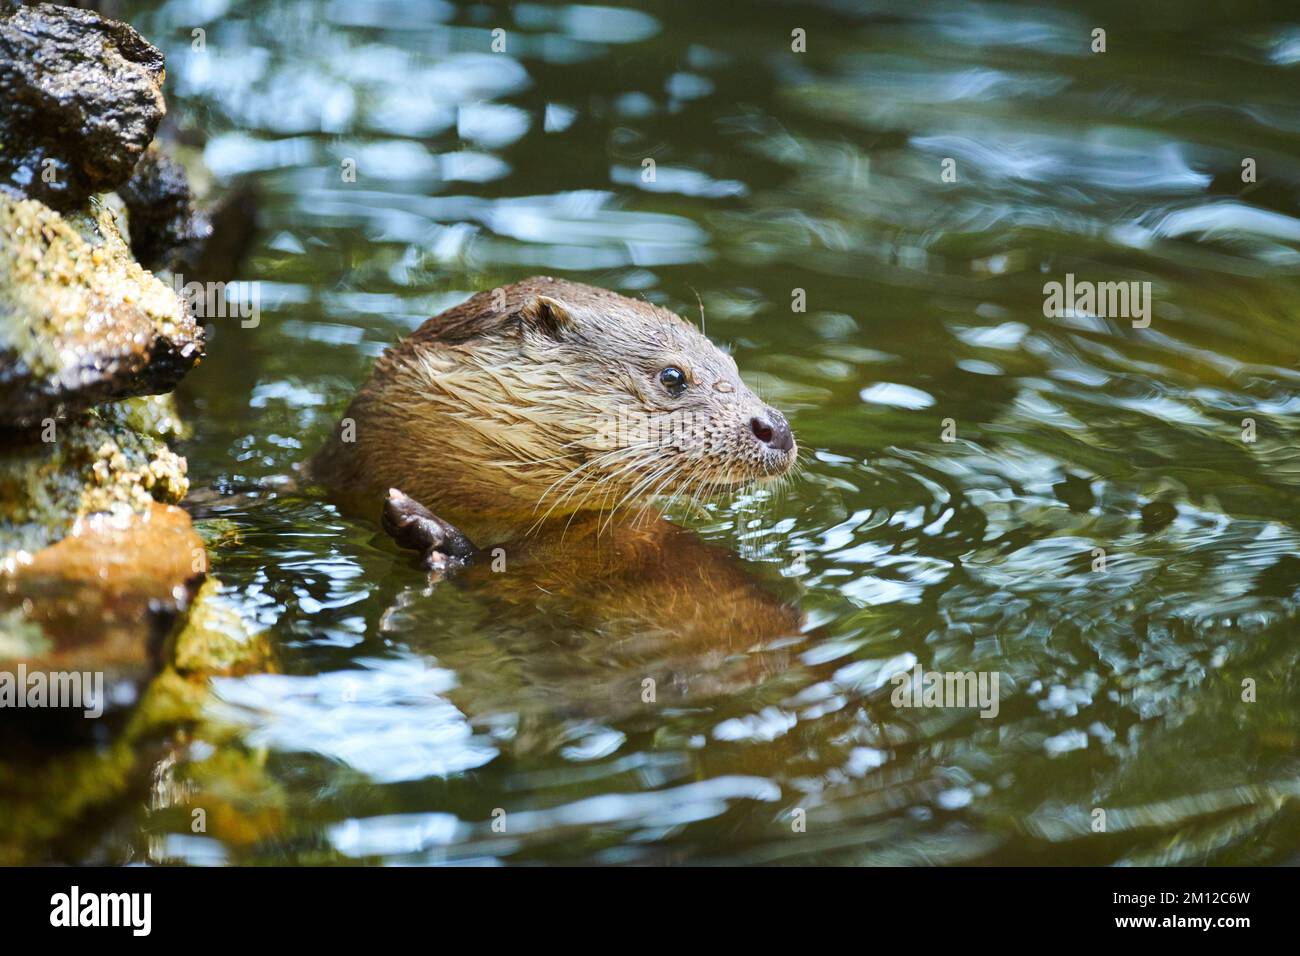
(750, 410, 793, 452)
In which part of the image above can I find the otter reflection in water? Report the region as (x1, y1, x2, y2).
(309, 277, 804, 711)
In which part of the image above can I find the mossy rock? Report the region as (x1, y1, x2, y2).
(0, 195, 203, 427)
(0, 663, 284, 864)
(100, 393, 190, 442)
(0, 408, 188, 561)
(170, 578, 278, 677)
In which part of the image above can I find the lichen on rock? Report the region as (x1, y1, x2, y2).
(100, 392, 191, 442)
(0, 195, 203, 427)
(0, 410, 188, 563)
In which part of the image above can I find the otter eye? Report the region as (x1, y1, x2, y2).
(658, 366, 687, 396)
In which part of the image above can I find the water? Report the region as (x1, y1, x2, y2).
(67, 0, 1300, 863)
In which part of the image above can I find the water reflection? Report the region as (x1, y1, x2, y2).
(211, 657, 497, 783)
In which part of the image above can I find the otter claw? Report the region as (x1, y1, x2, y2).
(382, 488, 477, 573)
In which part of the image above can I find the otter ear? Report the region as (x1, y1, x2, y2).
(519, 295, 577, 339)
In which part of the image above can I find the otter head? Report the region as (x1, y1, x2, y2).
(509, 283, 797, 519)
(351, 278, 798, 528)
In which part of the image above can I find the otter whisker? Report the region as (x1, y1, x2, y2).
(689, 472, 725, 519)
(689, 284, 706, 336)
(564, 449, 670, 538)
(655, 476, 693, 522)
(527, 440, 663, 532)
(533, 441, 656, 509)
(582, 454, 649, 528)
(657, 461, 721, 523)
(660, 468, 705, 524)
(602, 460, 676, 536)
(557, 454, 656, 533)
(635, 465, 684, 528)
(614, 462, 672, 521)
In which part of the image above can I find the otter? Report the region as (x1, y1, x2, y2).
(306, 280, 811, 723)
(308, 277, 806, 720)
(309, 276, 797, 569)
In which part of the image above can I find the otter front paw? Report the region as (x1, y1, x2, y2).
(382, 488, 478, 575)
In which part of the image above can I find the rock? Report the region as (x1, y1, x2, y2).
(117, 145, 213, 274)
(0, 670, 283, 863)
(0, 1, 166, 209)
(0, 557, 280, 859)
(0, 499, 205, 740)
(169, 578, 277, 678)
(100, 392, 190, 443)
(0, 408, 188, 561)
(188, 180, 260, 282)
(0, 6, 281, 837)
(0, 403, 280, 733)
(156, 742, 287, 851)
(120, 136, 260, 282)
(1139, 500, 1178, 533)
(0, 195, 203, 427)
(0, 406, 195, 733)
(0, 388, 202, 745)
(0, 733, 137, 863)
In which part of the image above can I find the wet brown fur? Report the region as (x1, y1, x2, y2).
(309, 277, 795, 542)
(312, 277, 806, 701)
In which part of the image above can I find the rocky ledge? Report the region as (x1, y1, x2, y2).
(0, 0, 268, 782)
